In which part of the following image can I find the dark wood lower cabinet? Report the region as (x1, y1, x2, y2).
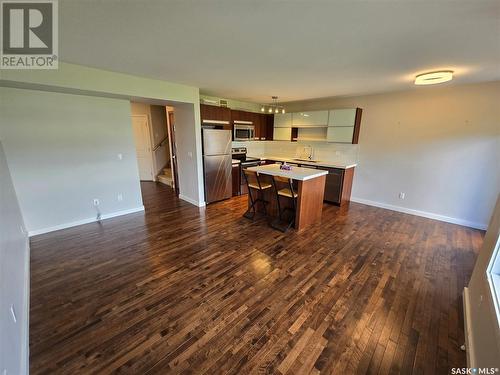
(321, 167, 354, 206)
(232, 164, 240, 196)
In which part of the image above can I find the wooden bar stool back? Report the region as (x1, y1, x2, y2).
(271, 176, 298, 232)
(242, 169, 272, 219)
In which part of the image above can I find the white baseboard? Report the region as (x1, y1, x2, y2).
(350, 197, 487, 230)
(28, 206, 145, 237)
(179, 194, 205, 207)
(463, 287, 476, 368)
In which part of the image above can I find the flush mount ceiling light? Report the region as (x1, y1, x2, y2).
(261, 96, 285, 114)
(415, 70, 454, 85)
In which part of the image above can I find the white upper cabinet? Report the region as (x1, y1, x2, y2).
(274, 113, 292, 128)
(328, 109, 357, 127)
(273, 127, 292, 141)
(291, 110, 329, 127)
(327, 126, 355, 143)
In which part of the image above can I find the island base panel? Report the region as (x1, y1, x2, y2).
(247, 175, 326, 231)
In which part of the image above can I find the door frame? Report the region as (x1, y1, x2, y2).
(166, 110, 180, 196)
(131, 114, 154, 181)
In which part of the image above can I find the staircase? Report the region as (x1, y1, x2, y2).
(157, 168, 174, 187)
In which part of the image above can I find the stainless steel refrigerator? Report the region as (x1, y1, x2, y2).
(202, 128, 232, 204)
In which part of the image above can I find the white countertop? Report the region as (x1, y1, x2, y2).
(247, 164, 328, 181)
(248, 155, 357, 169)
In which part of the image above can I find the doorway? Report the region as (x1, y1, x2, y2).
(130, 102, 179, 195)
(129, 100, 204, 207)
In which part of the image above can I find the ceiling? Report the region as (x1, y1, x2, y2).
(59, 0, 500, 103)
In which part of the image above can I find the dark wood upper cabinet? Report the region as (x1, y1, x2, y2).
(200, 104, 231, 123)
(253, 113, 262, 141)
(230, 110, 254, 123)
(252, 113, 274, 141)
(200, 104, 231, 130)
(201, 106, 274, 142)
(265, 114, 274, 141)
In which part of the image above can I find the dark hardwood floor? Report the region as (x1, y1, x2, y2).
(29, 182, 482, 374)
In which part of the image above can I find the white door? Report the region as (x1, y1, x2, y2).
(131, 115, 154, 181)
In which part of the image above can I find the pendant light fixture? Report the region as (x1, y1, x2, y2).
(260, 96, 285, 114)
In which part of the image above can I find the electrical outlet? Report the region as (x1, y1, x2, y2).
(117, 153, 123, 160)
(187, 151, 193, 158)
(93, 199, 100, 206)
(117, 194, 123, 202)
(10, 304, 17, 323)
(399, 192, 405, 200)
(3, 368, 7, 375)
(335, 151, 341, 156)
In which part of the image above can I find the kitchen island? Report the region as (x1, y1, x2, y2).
(248, 156, 356, 206)
(246, 164, 327, 231)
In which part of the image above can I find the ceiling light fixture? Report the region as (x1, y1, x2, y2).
(415, 70, 453, 85)
(260, 96, 285, 114)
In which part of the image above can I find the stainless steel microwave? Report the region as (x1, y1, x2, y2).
(233, 121, 255, 141)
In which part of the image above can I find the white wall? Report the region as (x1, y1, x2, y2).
(285, 81, 500, 229)
(1, 62, 204, 207)
(175, 103, 205, 206)
(0, 142, 29, 375)
(464, 196, 500, 368)
(0, 87, 144, 235)
(150, 105, 168, 147)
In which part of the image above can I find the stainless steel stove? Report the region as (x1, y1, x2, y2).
(232, 148, 263, 195)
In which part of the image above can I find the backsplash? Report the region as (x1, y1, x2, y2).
(232, 141, 266, 156)
(232, 141, 359, 164)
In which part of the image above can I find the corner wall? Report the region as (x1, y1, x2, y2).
(0, 142, 29, 375)
(285, 81, 500, 229)
(0, 87, 144, 235)
(1, 63, 205, 234)
(175, 103, 205, 206)
(464, 196, 500, 368)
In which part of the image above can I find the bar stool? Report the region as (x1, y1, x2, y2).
(242, 169, 272, 220)
(271, 176, 298, 232)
